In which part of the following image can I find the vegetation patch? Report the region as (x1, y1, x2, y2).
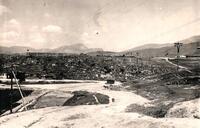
(63, 91, 109, 106)
(126, 103, 173, 118)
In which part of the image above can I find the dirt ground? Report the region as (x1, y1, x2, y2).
(0, 80, 199, 128)
(124, 75, 200, 118)
(0, 58, 199, 128)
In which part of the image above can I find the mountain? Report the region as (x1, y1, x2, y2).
(85, 48, 104, 53)
(1, 35, 200, 56)
(127, 43, 173, 51)
(87, 51, 117, 56)
(123, 42, 199, 58)
(0, 43, 103, 54)
(181, 35, 200, 44)
(123, 35, 200, 58)
(0, 46, 36, 54)
(52, 43, 88, 53)
(52, 43, 103, 54)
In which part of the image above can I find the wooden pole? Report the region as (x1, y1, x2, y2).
(10, 73, 13, 113)
(174, 42, 183, 72)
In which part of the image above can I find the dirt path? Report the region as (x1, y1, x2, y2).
(159, 57, 192, 73)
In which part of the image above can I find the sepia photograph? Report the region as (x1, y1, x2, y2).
(0, 0, 200, 127)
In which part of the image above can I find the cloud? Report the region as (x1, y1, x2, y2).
(0, 19, 21, 40)
(8, 19, 20, 26)
(44, 13, 51, 18)
(26, 25, 67, 48)
(28, 25, 47, 48)
(0, 18, 24, 46)
(29, 34, 46, 49)
(2, 31, 20, 38)
(0, 31, 20, 46)
(83, 32, 89, 36)
(30, 25, 39, 32)
(42, 25, 62, 33)
(93, 9, 102, 27)
(2, 19, 21, 32)
(29, 32, 45, 42)
(0, 5, 10, 15)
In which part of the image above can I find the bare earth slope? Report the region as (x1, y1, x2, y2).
(0, 81, 200, 128)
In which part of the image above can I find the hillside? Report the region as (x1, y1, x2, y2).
(127, 43, 173, 51)
(1, 35, 200, 56)
(0, 43, 103, 54)
(87, 50, 117, 56)
(123, 36, 200, 58)
(181, 35, 200, 44)
(52, 43, 88, 53)
(52, 43, 103, 54)
(0, 46, 36, 54)
(123, 42, 198, 58)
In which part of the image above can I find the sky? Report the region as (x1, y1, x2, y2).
(0, 0, 200, 51)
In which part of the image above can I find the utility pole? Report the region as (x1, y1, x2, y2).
(174, 42, 183, 71)
(10, 65, 14, 113)
(136, 52, 139, 65)
(10, 76, 13, 113)
(136, 52, 139, 74)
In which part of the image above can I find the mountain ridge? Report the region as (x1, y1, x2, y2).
(0, 43, 103, 54)
(1, 35, 200, 56)
(121, 35, 200, 58)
